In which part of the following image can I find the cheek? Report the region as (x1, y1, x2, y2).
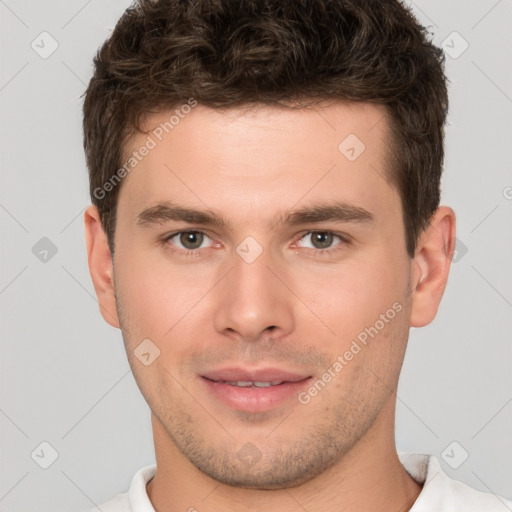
(314, 299, 410, 413)
(292, 254, 408, 344)
(114, 249, 217, 349)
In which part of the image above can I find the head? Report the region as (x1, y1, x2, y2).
(84, 0, 455, 490)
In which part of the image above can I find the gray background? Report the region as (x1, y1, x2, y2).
(1, 1, 511, 511)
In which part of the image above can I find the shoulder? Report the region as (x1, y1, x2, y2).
(399, 453, 512, 511)
(89, 492, 130, 512)
(88, 464, 157, 512)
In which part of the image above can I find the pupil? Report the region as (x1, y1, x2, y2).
(312, 232, 332, 249)
(180, 231, 203, 249)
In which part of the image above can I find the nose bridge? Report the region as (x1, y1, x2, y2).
(212, 242, 295, 341)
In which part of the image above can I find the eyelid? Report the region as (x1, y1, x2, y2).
(163, 229, 218, 252)
(162, 228, 351, 256)
(294, 229, 350, 243)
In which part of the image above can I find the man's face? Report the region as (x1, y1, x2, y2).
(112, 102, 414, 488)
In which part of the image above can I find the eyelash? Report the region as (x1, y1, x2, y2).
(162, 230, 351, 258)
(162, 230, 216, 259)
(294, 231, 351, 256)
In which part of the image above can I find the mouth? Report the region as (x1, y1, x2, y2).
(200, 367, 313, 413)
(204, 379, 289, 388)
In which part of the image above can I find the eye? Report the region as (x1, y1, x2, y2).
(297, 231, 346, 251)
(166, 230, 213, 251)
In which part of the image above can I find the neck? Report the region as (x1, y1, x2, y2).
(146, 396, 422, 512)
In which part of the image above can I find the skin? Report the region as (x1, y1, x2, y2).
(85, 101, 456, 512)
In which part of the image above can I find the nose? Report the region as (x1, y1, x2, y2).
(212, 247, 295, 343)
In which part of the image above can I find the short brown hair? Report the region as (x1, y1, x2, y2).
(83, 0, 448, 258)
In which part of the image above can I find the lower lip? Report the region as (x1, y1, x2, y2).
(201, 377, 312, 413)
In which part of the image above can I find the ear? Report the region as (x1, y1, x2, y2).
(410, 206, 456, 327)
(84, 205, 120, 328)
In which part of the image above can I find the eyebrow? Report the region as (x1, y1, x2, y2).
(136, 200, 374, 229)
(137, 202, 229, 228)
(284, 203, 374, 226)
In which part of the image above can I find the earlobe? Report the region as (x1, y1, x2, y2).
(410, 206, 456, 328)
(84, 205, 120, 328)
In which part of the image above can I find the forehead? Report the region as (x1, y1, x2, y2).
(117, 101, 397, 224)
(133, 100, 390, 163)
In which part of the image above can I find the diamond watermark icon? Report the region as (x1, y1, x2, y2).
(338, 133, 366, 161)
(450, 237, 468, 263)
(32, 237, 58, 263)
(31, 441, 59, 469)
(31, 31, 59, 59)
(236, 442, 262, 467)
(134, 338, 161, 366)
(236, 236, 263, 264)
(441, 31, 469, 59)
(441, 441, 469, 469)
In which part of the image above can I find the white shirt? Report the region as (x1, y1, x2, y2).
(91, 453, 512, 511)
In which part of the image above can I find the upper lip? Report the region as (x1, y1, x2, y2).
(201, 367, 312, 383)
